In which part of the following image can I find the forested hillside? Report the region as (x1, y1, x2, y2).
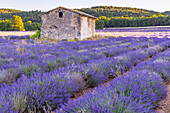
(0, 10, 42, 23)
(163, 11, 170, 15)
(0, 8, 22, 13)
(0, 6, 169, 31)
(77, 6, 159, 17)
(0, 6, 161, 22)
(95, 14, 170, 29)
(0, 7, 169, 23)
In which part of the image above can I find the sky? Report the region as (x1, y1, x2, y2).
(0, 0, 170, 12)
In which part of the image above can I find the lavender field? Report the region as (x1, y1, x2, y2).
(96, 26, 170, 38)
(0, 33, 170, 112)
(0, 31, 35, 39)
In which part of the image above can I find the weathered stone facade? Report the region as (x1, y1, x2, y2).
(41, 6, 97, 40)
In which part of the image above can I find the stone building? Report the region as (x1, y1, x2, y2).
(40, 6, 97, 40)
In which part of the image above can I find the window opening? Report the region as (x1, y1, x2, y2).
(59, 12, 63, 18)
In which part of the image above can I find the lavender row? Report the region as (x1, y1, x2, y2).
(93, 38, 167, 57)
(0, 35, 30, 39)
(0, 38, 169, 85)
(0, 38, 168, 85)
(0, 37, 140, 60)
(0, 36, 161, 55)
(0, 37, 169, 85)
(0, 37, 167, 60)
(0, 70, 78, 112)
(0, 39, 169, 112)
(96, 26, 170, 32)
(63, 40, 170, 88)
(134, 49, 170, 81)
(48, 37, 167, 51)
(58, 47, 170, 113)
(56, 37, 140, 50)
(0, 36, 142, 58)
(0, 36, 134, 51)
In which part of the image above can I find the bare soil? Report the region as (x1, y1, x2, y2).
(157, 81, 170, 113)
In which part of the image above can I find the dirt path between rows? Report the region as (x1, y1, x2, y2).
(72, 57, 153, 99)
(55, 48, 170, 113)
(157, 82, 170, 113)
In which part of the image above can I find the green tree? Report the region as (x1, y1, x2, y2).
(24, 21, 41, 31)
(96, 20, 105, 29)
(24, 21, 33, 31)
(11, 15, 25, 31)
(0, 20, 12, 31)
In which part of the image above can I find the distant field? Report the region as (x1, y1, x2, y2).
(0, 31, 36, 39)
(96, 26, 170, 38)
(0, 26, 169, 39)
(0, 31, 36, 36)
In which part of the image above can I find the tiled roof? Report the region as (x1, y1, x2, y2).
(41, 6, 97, 19)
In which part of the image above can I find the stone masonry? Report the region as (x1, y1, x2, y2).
(41, 6, 97, 40)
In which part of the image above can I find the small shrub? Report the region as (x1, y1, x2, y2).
(66, 72, 89, 91)
(61, 39, 68, 41)
(0, 69, 18, 84)
(30, 30, 40, 39)
(19, 64, 40, 77)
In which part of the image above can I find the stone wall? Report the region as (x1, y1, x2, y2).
(41, 8, 81, 40)
(81, 16, 95, 39)
(41, 7, 96, 40)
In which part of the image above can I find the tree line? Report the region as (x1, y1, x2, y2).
(0, 6, 165, 22)
(0, 10, 42, 23)
(96, 14, 170, 29)
(0, 15, 40, 31)
(1, 14, 169, 31)
(163, 11, 170, 15)
(77, 6, 159, 18)
(0, 7, 169, 31)
(0, 8, 22, 14)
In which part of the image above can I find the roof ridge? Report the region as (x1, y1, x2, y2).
(41, 6, 97, 19)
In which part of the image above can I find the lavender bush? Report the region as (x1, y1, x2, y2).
(59, 70, 166, 113)
(58, 49, 170, 113)
(0, 69, 18, 84)
(0, 70, 78, 112)
(0, 36, 170, 112)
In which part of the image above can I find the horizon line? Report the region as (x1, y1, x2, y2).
(0, 5, 169, 13)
